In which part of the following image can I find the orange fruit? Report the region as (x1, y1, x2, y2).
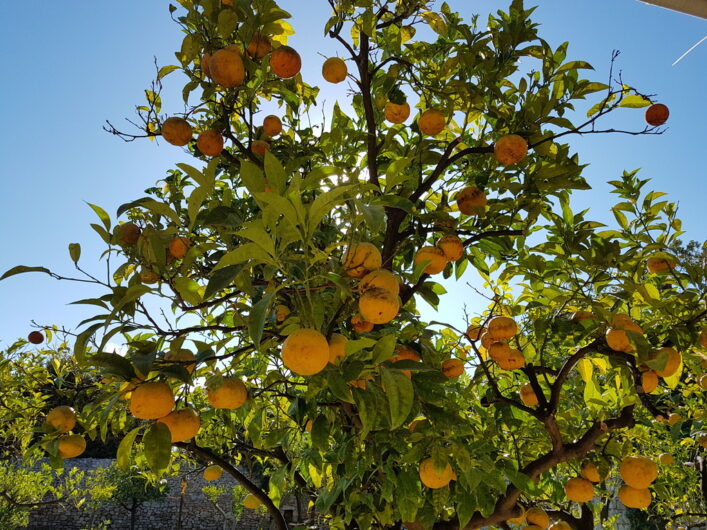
(58, 434, 86, 459)
(641, 370, 659, 393)
(46, 406, 77, 434)
(488, 341, 512, 362)
(620, 456, 658, 489)
(207, 378, 248, 409)
(251, 140, 270, 156)
(270, 46, 302, 79)
(197, 130, 224, 157)
(645, 103, 669, 126)
(437, 234, 463, 261)
(359, 269, 400, 296)
(441, 358, 464, 378)
(247, 34, 271, 59)
(343, 242, 382, 278)
(244, 493, 262, 509)
(646, 257, 676, 274)
(571, 310, 595, 323)
(201, 53, 212, 77)
(525, 507, 549, 528)
(605, 328, 634, 353)
(419, 457, 456, 489)
(281, 329, 329, 376)
(520, 383, 538, 407)
(414, 246, 448, 275)
(466, 325, 485, 341)
(612, 313, 643, 333)
(488, 316, 518, 340)
(418, 109, 446, 136)
(479, 332, 496, 350)
(157, 407, 201, 442)
(391, 345, 421, 379)
(328, 333, 348, 364)
(322, 57, 347, 83)
(164, 349, 197, 374)
(169, 236, 191, 259)
(114, 222, 141, 246)
(210, 48, 245, 88)
(651, 347, 681, 378)
(564, 477, 594, 503)
(275, 304, 290, 322)
(351, 314, 374, 333)
(305, 419, 313, 433)
(618, 485, 652, 509)
(28, 330, 45, 344)
(496, 348, 525, 370)
(580, 461, 602, 483)
(162, 117, 193, 146)
(384, 101, 410, 124)
(455, 186, 487, 215)
(263, 115, 282, 137)
(494, 134, 528, 165)
(359, 287, 400, 324)
(129, 382, 175, 419)
(203, 465, 222, 481)
(658, 453, 673, 465)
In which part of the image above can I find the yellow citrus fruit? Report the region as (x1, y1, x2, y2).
(243, 493, 262, 509)
(646, 257, 676, 274)
(466, 325, 485, 341)
(359, 269, 400, 297)
(247, 34, 271, 59)
(494, 134, 528, 165)
(157, 407, 201, 442)
(129, 382, 175, 419)
(455, 187, 487, 216)
(351, 314, 374, 333)
(441, 358, 464, 378)
(328, 333, 348, 364)
(275, 304, 290, 322)
(651, 347, 681, 378)
(571, 310, 596, 323)
(305, 419, 313, 433)
(488, 316, 518, 340)
(207, 378, 248, 409)
(620, 456, 658, 489)
(46, 406, 77, 434)
(419, 457, 456, 489)
(343, 242, 382, 278)
(437, 234, 463, 261)
(210, 48, 245, 88)
(169, 237, 191, 259)
(322, 57, 347, 83)
(201, 53, 212, 77)
(197, 130, 224, 157)
(114, 223, 141, 246)
(612, 313, 644, 334)
(488, 341, 511, 362)
(162, 117, 193, 146)
(618, 485, 652, 509)
(263, 115, 283, 137)
(391, 345, 421, 379)
(480, 332, 497, 351)
(496, 348, 525, 370)
(520, 383, 538, 407)
(526, 507, 549, 528)
(564, 477, 594, 503)
(270, 46, 302, 79)
(58, 434, 86, 459)
(658, 453, 674, 465)
(164, 349, 196, 375)
(251, 140, 270, 156)
(384, 101, 411, 124)
(418, 109, 446, 136)
(506, 504, 525, 524)
(281, 328, 329, 376)
(605, 328, 634, 353)
(414, 246, 448, 275)
(359, 287, 400, 324)
(203, 465, 222, 481)
(641, 370, 659, 394)
(581, 461, 602, 483)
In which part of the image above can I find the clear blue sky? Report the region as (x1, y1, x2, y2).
(0, 1, 704, 345)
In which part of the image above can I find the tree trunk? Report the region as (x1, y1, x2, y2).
(130, 497, 138, 530)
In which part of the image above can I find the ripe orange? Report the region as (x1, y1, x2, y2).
(207, 378, 248, 409)
(580, 461, 602, 483)
(488, 341, 511, 362)
(419, 457, 456, 489)
(351, 314, 374, 333)
(251, 140, 270, 156)
(384, 102, 410, 124)
(157, 407, 201, 442)
(525, 507, 549, 528)
(564, 477, 594, 503)
(169, 236, 191, 259)
(618, 485, 652, 509)
(359, 287, 400, 324)
(418, 109, 446, 136)
(479, 332, 496, 350)
(263, 115, 283, 137)
(58, 434, 86, 459)
(359, 269, 400, 296)
(437, 234, 463, 261)
(328, 333, 348, 364)
(322, 57, 347, 83)
(114, 222, 141, 246)
(204, 465, 223, 481)
(281, 328, 329, 376)
(488, 316, 518, 340)
(247, 34, 271, 59)
(658, 453, 674, 465)
(612, 313, 643, 333)
(46, 406, 77, 433)
(645, 103, 669, 126)
(162, 117, 193, 146)
(197, 130, 224, 157)
(651, 347, 681, 378)
(201, 53, 212, 78)
(496, 348, 525, 370)
(519, 383, 538, 407)
(343, 242, 382, 278)
(270, 46, 302, 79)
(243, 493, 262, 509)
(441, 358, 464, 378)
(130, 382, 175, 419)
(28, 330, 44, 344)
(641, 370, 659, 393)
(455, 187, 487, 216)
(164, 349, 196, 375)
(494, 134, 528, 165)
(391, 345, 421, 379)
(414, 246, 448, 275)
(646, 256, 675, 274)
(619, 456, 658, 489)
(466, 325, 485, 341)
(210, 48, 245, 88)
(605, 328, 634, 353)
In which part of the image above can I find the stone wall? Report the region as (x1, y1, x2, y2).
(27, 458, 294, 530)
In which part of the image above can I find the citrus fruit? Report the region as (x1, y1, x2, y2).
(645, 103, 669, 126)
(207, 378, 248, 409)
(58, 434, 86, 459)
(414, 246, 448, 275)
(343, 242, 382, 278)
(197, 130, 224, 156)
(247, 34, 271, 59)
(129, 382, 175, 419)
(520, 383, 538, 406)
(494, 134, 528, 165)
(168, 237, 191, 259)
(244, 493, 262, 509)
(322, 57, 347, 83)
(210, 48, 245, 88)
(580, 461, 602, 483)
(619, 456, 658, 489)
(437, 234, 463, 261)
(157, 407, 201, 442)
(46, 405, 77, 433)
(263, 115, 283, 137)
(441, 358, 464, 378)
(270, 46, 301, 79)
(28, 331, 44, 344)
(646, 256, 675, 274)
(114, 223, 141, 246)
(351, 314, 374, 333)
(488, 316, 518, 340)
(359, 287, 400, 324)
(204, 465, 222, 481)
(281, 328, 329, 376)
(328, 333, 348, 364)
(526, 507, 549, 528)
(359, 269, 400, 296)
(419, 457, 456, 489)
(618, 485, 652, 509)
(418, 109, 446, 136)
(384, 102, 410, 124)
(564, 477, 594, 502)
(162, 117, 193, 146)
(455, 187, 487, 216)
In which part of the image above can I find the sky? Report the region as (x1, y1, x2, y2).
(0, 1, 704, 346)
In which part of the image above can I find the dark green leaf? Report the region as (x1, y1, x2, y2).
(143, 422, 172, 474)
(117, 427, 141, 471)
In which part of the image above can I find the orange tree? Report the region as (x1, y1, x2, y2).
(2, 0, 706, 529)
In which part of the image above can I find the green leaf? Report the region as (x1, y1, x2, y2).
(176, 163, 212, 189)
(116, 197, 180, 225)
(307, 185, 357, 236)
(217, 9, 239, 37)
(372, 334, 398, 363)
(264, 152, 287, 191)
(204, 264, 244, 299)
(421, 11, 446, 34)
(327, 372, 354, 403)
(0, 265, 51, 281)
(248, 292, 274, 348)
(157, 65, 180, 80)
(311, 415, 329, 451)
(380, 368, 414, 429)
(88, 352, 136, 380)
(117, 427, 141, 471)
(87, 202, 111, 231)
(68, 243, 81, 263)
(143, 422, 172, 475)
(619, 94, 651, 109)
(213, 243, 274, 270)
(353, 389, 378, 438)
(173, 277, 203, 306)
(556, 60, 593, 74)
(187, 187, 208, 230)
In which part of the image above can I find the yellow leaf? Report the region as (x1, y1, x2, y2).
(577, 358, 593, 383)
(591, 358, 608, 375)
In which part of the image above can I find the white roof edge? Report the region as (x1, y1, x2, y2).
(640, 0, 707, 19)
